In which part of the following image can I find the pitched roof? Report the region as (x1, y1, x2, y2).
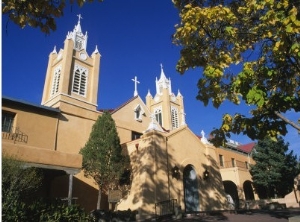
(2, 96, 60, 113)
(237, 142, 255, 153)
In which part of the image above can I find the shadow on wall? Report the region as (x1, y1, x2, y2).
(200, 154, 228, 211)
(50, 174, 107, 212)
(119, 132, 228, 218)
(120, 132, 179, 218)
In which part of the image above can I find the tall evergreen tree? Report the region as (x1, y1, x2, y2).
(80, 111, 130, 209)
(250, 137, 299, 199)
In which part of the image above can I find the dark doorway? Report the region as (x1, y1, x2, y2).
(223, 180, 239, 208)
(183, 165, 199, 212)
(243, 180, 255, 200)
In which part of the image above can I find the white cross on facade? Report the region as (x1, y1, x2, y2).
(132, 76, 140, 96)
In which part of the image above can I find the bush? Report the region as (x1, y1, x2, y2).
(90, 209, 137, 222)
(3, 198, 90, 222)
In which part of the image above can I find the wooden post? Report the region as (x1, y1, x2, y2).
(68, 173, 74, 206)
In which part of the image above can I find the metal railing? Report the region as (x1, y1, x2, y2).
(155, 199, 177, 216)
(219, 160, 249, 170)
(2, 127, 28, 143)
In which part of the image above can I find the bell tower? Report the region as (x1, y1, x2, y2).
(41, 15, 101, 111)
(146, 65, 186, 131)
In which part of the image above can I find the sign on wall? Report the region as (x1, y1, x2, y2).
(108, 190, 122, 203)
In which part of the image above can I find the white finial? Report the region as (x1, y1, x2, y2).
(132, 76, 140, 97)
(201, 130, 205, 138)
(147, 89, 152, 97)
(160, 63, 163, 71)
(52, 46, 57, 54)
(93, 45, 99, 54)
(201, 130, 210, 144)
(77, 14, 83, 24)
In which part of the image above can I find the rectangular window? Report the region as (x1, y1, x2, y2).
(155, 112, 162, 126)
(171, 107, 179, 129)
(2, 111, 15, 133)
(231, 158, 236, 167)
(51, 66, 61, 96)
(131, 131, 142, 141)
(72, 64, 88, 97)
(219, 155, 224, 167)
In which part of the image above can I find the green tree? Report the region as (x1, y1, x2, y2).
(2, 0, 103, 34)
(2, 155, 43, 221)
(80, 111, 130, 210)
(172, 0, 300, 146)
(249, 137, 299, 199)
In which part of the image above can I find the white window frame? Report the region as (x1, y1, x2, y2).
(154, 106, 162, 126)
(134, 104, 144, 122)
(171, 106, 179, 129)
(50, 66, 61, 96)
(72, 64, 88, 96)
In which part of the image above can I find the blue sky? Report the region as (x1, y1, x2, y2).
(2, 0, 299, 155)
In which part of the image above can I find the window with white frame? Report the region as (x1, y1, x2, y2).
(171, 106, 179, 129)
(154, 107, 162, 126)
(50, 66, 61, 96)
(134, 104, 144, 121)
(72, 64, 88, 96)
(75, 36, 83, 50)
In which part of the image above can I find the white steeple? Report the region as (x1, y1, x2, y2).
(66, 14, 88, 51)
(155, 64, 172, 95)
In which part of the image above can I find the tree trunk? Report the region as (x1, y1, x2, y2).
(97, 184, 102, 210)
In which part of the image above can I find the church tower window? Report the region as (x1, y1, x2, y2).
(154, 107, 162, 126)
(50, 66, 61, 96)
(75, 37, 83, 50)
(72, 64, 88, 96)
(171, 106, 179, 129)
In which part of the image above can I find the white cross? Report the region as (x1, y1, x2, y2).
(132, 76, 140, 96)
(77, 14, 83, 23)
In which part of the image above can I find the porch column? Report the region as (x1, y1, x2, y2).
(68, 173, 74, 206)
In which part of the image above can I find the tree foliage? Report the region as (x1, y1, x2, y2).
(2, 0, 103, 34)
(249, 137, 299, 199)
(172, 0, 300, 146)
(2, 155, 43, 220)
(80, 111, 130, 209)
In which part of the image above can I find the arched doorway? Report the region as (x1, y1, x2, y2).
(183, 165, 199, 212)
(223, 181, 239, 208)
(243, 180, 255, 200)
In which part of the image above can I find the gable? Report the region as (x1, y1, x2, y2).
(111, 96, 153, 141)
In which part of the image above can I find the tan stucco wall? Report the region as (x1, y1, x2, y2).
(2, 106, 57, 150)
(117, 128, 227, 219)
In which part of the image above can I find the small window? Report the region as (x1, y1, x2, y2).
(131, 131, 142, 141)
(51, 66, 61, 96)
(134, 104, 144, 121)
(219, 155, 224, 167)
(171, 106, 179, 129)
(75, 36, 83, 50)
(231, 158, 236, 167)
(2, 111, 15, 133)
(154, 107, 162, 126)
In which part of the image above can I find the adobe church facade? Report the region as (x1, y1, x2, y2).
(2, 16, 268, 219)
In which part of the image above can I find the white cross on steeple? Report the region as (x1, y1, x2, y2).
(77, 14, 83, 23)
(132, 76, 140, 96)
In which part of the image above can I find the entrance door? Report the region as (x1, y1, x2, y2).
(183, 165, 199, 212)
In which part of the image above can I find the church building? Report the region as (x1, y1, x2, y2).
(4, 16, 280, 220)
